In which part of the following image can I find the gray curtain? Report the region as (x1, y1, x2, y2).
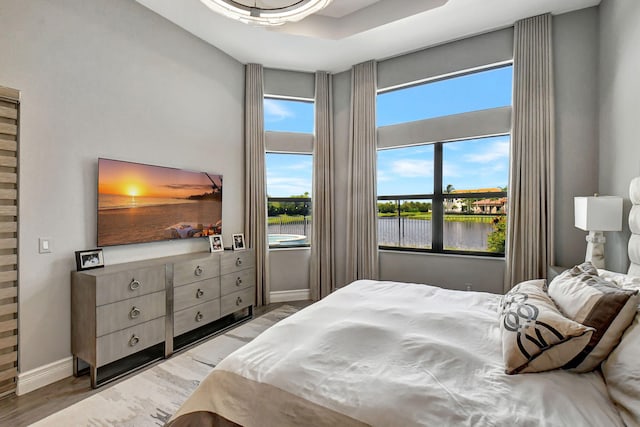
(244, 63, 269, 306)
(345, 60, 379, 282)
(310, 71, 336, 300)
(506, 14, 555, 291)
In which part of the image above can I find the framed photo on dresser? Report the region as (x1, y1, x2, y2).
(75, 248, 104, 271)
(232, 233, 245, 251)
(209, 234, 224, 252)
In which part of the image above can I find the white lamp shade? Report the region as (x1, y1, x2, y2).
(574, 196, 623, 231)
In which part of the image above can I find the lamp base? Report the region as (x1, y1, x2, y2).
(585, 231, 606, 269)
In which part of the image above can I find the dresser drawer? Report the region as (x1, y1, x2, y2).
(220, 268, 254, 297)
(96, 317, 165, 366)
(173, 277, 220, 312)
(173, 256, 219, 286)
(95, 265, 165, 306)
(96, 291, 166, 337)
(173, 299, 221, 336)
(220, 287, 254, 317)
(221, 251, 255, 275)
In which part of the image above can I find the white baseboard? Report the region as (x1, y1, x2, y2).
(270, 289, 310, 303)
(17, 356, 73, 396)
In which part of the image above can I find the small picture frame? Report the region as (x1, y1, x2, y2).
(75, 248, 104, 271)
(209, 234, 224, 252)
(232, 233, 246, 251)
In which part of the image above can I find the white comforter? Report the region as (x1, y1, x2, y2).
(179, 280, 626, 426)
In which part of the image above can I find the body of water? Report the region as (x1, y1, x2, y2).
(269, 234, 308, 246)
(98, 200, 222, 246)
(268, 217, 496, 251)
(378, 217, 493, 251)
(99, 194, 198, 210)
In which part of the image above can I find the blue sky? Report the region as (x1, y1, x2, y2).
(265, 65, 512, 197)
(377, 135, 509, 195)
(266, 152, 313, 197)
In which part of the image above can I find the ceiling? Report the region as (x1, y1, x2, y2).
(136, 0, 600, 73)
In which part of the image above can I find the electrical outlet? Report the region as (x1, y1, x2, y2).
(39, 238, 52, 254)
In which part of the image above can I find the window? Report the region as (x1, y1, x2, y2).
(264, 97, 314, 133)
(266, 153, 312, 247)
(264, 96, 314, 248)
(377, 65, 513, 127)
(376, 65, 512, 256)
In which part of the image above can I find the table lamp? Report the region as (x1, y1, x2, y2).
(574, 195, 623, 269)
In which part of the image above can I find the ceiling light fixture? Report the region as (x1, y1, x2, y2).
(200, 0, 333, 26)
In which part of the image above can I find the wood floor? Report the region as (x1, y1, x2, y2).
(0, 300, 312, 427)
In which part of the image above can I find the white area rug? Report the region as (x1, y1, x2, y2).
(31, 306, 299, 427)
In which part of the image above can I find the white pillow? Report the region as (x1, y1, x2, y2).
(598, 268, 640, 291)
(602, 313, 640, 427)
(598, 269, 640, 427)
(548, 263, 640, 372)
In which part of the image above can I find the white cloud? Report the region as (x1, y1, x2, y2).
(463, 140, 510, 163)
(264, 98, 295, 122)
(377, 170, 392, 182)
(409, 146, 432, 154)
(266, 176, 311, 197)
(443, 161, 462, 179)
(285, 160, 313, 170)
(391, 159, 433, 178)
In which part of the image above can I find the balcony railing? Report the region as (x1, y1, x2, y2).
(377, 195, 506, 256)
(267, 197, 311, 248)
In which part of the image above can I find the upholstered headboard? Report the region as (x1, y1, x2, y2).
(628, 177, 640, 276)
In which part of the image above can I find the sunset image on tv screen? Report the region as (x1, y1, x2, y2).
(97, 158, 222, 246)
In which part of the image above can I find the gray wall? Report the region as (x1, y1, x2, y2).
(379, 252, 505, 294)
(598, 0, 640, 273)
(552, 8, 600, 268)
(269, 249, 311, 292)
(0, 0, 244, 373)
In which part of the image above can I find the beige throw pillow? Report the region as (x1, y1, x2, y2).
(602, 313, 640, 427)
(500, 279, 594, 375)
(548, 263, 640, 372)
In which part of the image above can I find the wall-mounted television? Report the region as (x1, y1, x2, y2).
(97, 158, 222, 247)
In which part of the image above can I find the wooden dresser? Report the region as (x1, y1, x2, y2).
(170, 252, 222, 353)
(220, 251, 255, 318)
(71, 250, 255, 387)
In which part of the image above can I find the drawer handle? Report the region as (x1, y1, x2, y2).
(236, 296, 243, 306)
(129, 279, 140, 291)
(235, 277, 242, 286)
(129, 335, 140, 347)
(196, 288, 204, 299)
(129, 306, 141, 319)
(235, 257, 242, 266)
(195, 311, 204, 322)
(195, 266, 203, 276)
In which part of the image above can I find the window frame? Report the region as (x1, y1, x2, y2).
(263, 95, 315, 134)
(376, 63, 514, 127)
(376, 63, 512, 257)
(264, 94, 315, 250)
(266, 195, 312, 249)
(377, 138, 508, 257)
(376, 141, 508, 258)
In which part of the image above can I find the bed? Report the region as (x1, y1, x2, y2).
(167, 178, 640, 427)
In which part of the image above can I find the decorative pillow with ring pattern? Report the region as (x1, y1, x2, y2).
(500, 279, 594, 375)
